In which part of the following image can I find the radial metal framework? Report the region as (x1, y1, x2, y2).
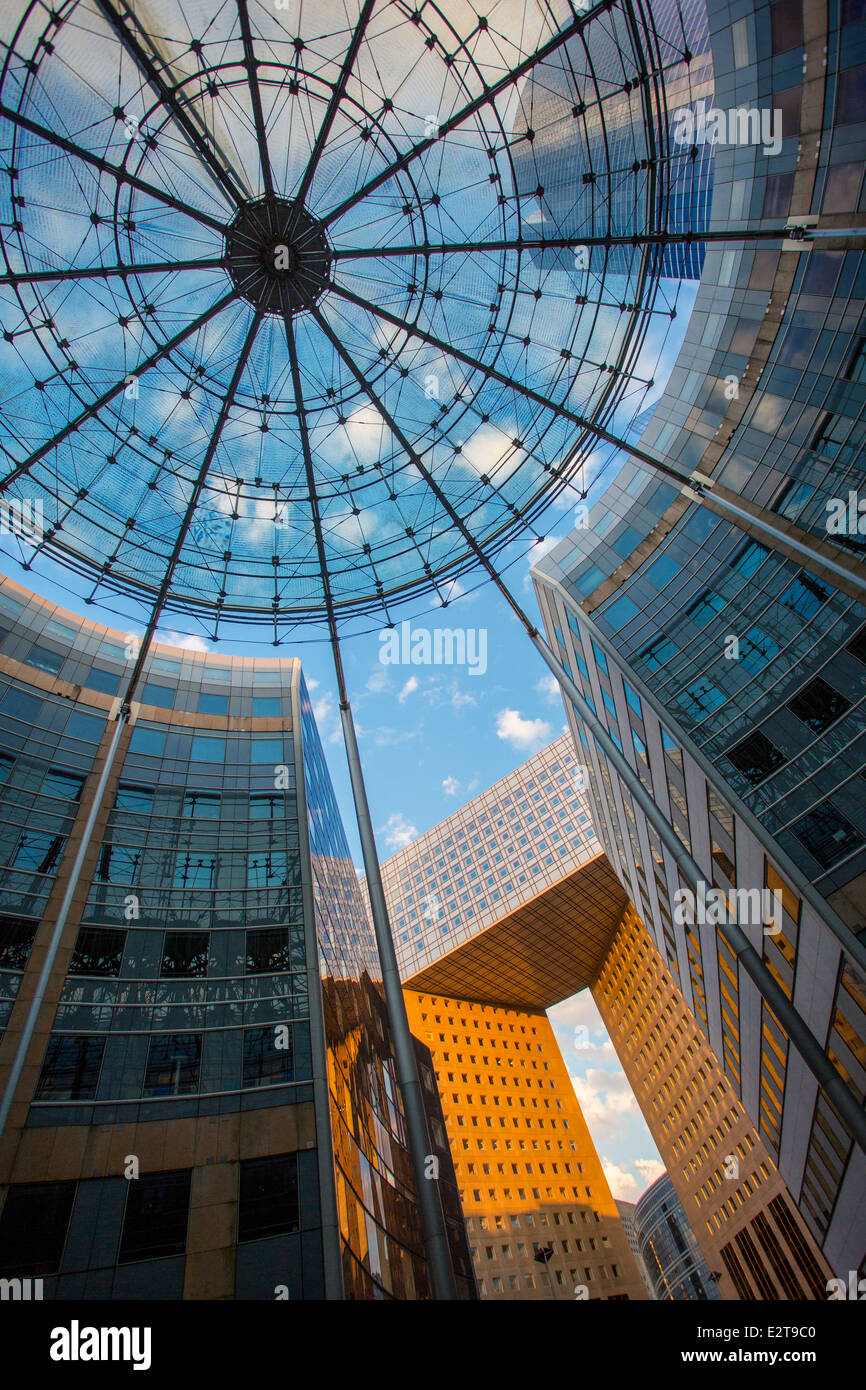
(0, 0, 723, 633)
(5, 0, 865, 1304)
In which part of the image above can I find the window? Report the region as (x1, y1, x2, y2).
(243, 1025, 294, 1087)
(790, 803, 864, 869)
(688, 591, 725, 627)
(70, 927, 125, 977)
(183, 791, 221, 819)
(837, 64, 866, 125)
(250, 794, 281, 819)
(0, 1181, 76, 1276)
(84, 667, 120, 696)
(0, 688, 42, 722)
(678, 679, 726, 720)
(9, 830, 64, 875)
(172, 853, 217, 890)
(786, 677, 850, 732)
(781, 574, 831, 619)
(114, 783, 153, 813)
(247, 851, 290, 889)
(198, 692, 228, 715)
(41, 769, 84, 801)
(191, 734, 225, 762)
(600, 596, 639, 631)
(26, 644, 63, 675)
(253, 697, 281, 717)
(160, 931, 210, 977)
(0, 916, 37, 970)
(772, 479, 814, 521)
(96, 843, 141, 884)
(142, 683, 174, 709)
(118, 1170, 191, 1264)
(35, 1035, 105, 1100)
(731, 540, 769, 577)
(740, 627, 780, 673)
(770, 0, 802, 53)
(644, 554, 680, 589)
(128, 725, 166, 757)
(143, 1033, 202, 1096)
(246, 927, 292, 973)
(251, 737, 283, 764)
(238, 1154, 299, 1241)
(640, 637, 676, 672)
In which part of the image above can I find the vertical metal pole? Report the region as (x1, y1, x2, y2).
(282, 311, 457, 1300)
(337, 688, 458, 1301)
(0, 707, 127, 1137)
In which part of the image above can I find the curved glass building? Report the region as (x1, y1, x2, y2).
(0, 577, 472, 1298)
(634, 1173, 722, 1299)
(534, 0, 866, 1280)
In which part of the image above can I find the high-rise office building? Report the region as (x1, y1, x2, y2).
(633, 1173, 722, 1300)
(615, 1199, 657, 1299)
(0, 577, 472, 1299)
(595, 906, 833, 1298)
(532, 0, 866, 1279)
(379, 732, 847, 1299)
(373, 736, 644, 1300)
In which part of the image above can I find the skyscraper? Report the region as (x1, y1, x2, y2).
(374, 735, 645, 1300)
(633, 1173, 722, 1300)
(0, 576, 472, 1299)
(532, 0, 866, 1279)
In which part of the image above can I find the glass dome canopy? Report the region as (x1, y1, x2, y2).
(0, 0, 705, 625)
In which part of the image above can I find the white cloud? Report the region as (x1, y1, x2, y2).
(635, 1158, 666, 1186)
(599, 1158, 643, 1203)
(159, 630, 210, 653)
(495, 707, 552, 749)
(535, 673, 561, 704)
(398, 676, 418, 702)
(366, 667, 390, 694)
(570, 1068, 640, 1144)
(442, 775, 460, 796)
(380, 812, 418, 850)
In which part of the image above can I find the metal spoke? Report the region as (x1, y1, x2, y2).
(236, 0, 274, 199)
(0, 288, 238, 492)
(121, 308, 263, 695)
(320, 0, 611, 228)
(93, 0, 248, 209)
(327, 283, 866, 595)
(331, 227, 820, 260)
(0, 102, 228, 234)
(327, 279, 682, 479)
(0, 256, 226, 286)
(292, 0, 379, 214)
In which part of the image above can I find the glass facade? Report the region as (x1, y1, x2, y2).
(533, 0, 866, 1279)
(634, 1173, 721, 1300)
(0, 579, 471, 1298)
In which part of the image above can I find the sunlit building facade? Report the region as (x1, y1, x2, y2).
(533, 0, 866, 1279)
(0, 577, 472, 1299)
(595, 905, 834, 1298)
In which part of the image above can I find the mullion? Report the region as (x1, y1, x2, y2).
(292, 0, 379, 214)
(236, 0, 275, 199)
